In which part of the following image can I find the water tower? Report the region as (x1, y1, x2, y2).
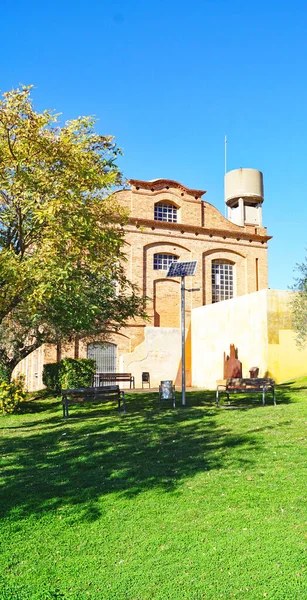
(224, 168, 264, 226)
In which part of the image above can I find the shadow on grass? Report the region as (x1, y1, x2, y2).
(0, 387, 294, 522)
(216, 382, 296, 409)
(278, 383, 307, 392)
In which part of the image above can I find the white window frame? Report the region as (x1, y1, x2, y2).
(153, 253, 178, 270)
(211, 260, 234, 303)
(154, 202, 178, 223)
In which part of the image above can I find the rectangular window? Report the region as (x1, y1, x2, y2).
(212, 262, 234, 303)
(153, 254, 178, 270)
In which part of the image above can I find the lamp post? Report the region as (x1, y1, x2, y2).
(181, 276, 186, 406)
(166, 261, 198, 406)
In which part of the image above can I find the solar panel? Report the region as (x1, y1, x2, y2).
(166, 260, 198, 278)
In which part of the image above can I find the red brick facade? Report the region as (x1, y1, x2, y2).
(118, 178, 270, 333)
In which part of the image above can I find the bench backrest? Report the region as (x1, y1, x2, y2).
(62, 385, 120, 398)
(226, 378, 275, 387)
(98, 373, 132, 378)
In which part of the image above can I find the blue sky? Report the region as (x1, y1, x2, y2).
(1, 0, 307, 290)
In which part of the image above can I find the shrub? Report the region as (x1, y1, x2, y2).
(60, 358, 96, 389)
(43, 358, 96, 392)
(0, 375, 26, 414)
(0, 363, 10, 383)
(42, 363, 62, 393)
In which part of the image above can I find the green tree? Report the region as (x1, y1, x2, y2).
(291, 258, 307, 346)
(0, 85, 145, 378)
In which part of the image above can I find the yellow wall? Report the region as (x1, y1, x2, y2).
(267, 290, 307, 382)
(192, 290, 269, 389)
(192, 289, 307, 388)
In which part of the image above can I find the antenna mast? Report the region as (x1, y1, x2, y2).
(224, 135, 227, 217)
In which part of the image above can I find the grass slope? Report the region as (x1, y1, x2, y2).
(0, 380, 307, 599)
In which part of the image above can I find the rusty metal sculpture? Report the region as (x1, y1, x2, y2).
(223, 344, 242, 379)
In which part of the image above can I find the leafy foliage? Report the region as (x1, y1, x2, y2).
(59, 358, 96, 390)
(0, 362, 10, 383)
(0, 375, 26, 414)
(291, 258, 307, 345)
(42, 362, 62, 392)
(0, 85, 146, 376)
(43, 358, 96, 391)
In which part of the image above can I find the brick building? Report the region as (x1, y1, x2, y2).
(15, 169, 272, 390)
(118, 171, 270, 327)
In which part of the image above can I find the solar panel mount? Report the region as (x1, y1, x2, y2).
(166, 260, 198, 278)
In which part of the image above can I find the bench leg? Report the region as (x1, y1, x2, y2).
(262, 389, 265, 406)
(216, 390, 229, 406)
(273, 388, 276, 405)
(119, 391, 126, 414)
(63, 397, 69, 418)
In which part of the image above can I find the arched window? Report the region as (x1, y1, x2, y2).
(153, 253, 178, 270)
(211, 260, 234, 303)
(154, 202, 177, 223)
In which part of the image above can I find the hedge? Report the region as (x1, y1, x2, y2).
(42, 358, 96, 392)
(42, 362, 62, 393)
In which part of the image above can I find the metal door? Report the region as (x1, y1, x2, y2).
(87, 342, 117, 384)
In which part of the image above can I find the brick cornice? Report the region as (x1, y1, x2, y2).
(128, 217, 272, 243)
(129, 178, 206, 198)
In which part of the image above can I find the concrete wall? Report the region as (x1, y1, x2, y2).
(121, 326, 182, 388)
(192, 289, 307, 389)
(192, 290, 269, 389)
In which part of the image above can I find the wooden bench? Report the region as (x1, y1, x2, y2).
(61, 385, 126, 418)
(216, 378, 276, 407)
(95, 373, 135, 388)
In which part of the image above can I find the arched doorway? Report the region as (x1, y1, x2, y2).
(87, 342, 117, 384)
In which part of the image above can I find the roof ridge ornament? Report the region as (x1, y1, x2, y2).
(129, 178, 206, 198)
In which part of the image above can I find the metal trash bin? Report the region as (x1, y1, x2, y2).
(142, 372, 150, 388)
(159, 380, 176, 408)
(249, 367, 259, 378)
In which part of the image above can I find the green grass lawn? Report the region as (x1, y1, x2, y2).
(0, 380, 307, 600)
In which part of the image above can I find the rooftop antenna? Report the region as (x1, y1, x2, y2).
(224, 135, 227, 217)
